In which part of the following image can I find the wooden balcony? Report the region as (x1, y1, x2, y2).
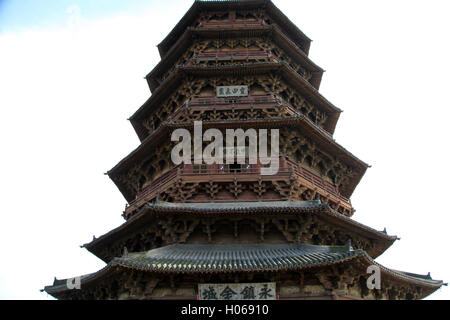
(198, 20, 266, 29)
(189, 94, 282, 107)
(170, 94, 298, 122)
(124, 158, 353, 219)
(190, 50, 273, 63)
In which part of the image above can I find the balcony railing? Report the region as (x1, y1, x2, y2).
(190, 94, 281, 107)
(198, 20, 266, 29)
(181, 160, 344, 202)
(126, 164, 182, 213)
(124, 158, 351, 219)
(191, 50, 272, 63)
(169, 95, 298, 122)
(181, 163, 291, 176)
(284, 159, 346, 202)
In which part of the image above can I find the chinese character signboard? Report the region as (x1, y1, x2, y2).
(216, 85, 249, 98)
(198, 283, 276, 300)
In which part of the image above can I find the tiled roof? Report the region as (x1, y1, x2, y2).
(157, 0, 312, 57)
(144, 201, 391, 238)
(45, 242, 443, 297)
(130, 62, 344, 141)
(145, 199, 326, 212)
(146, 201, 396, 240)
(146, 25, 324, 93)
(111, 114, 368, 201)
(116, 243, 357, 273)
(84, 200, 397, 262)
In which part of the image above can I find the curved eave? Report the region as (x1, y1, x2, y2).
(107, 124, 171, 203)
(147, 25, 324, 93)
(109, 115, 368, 202)
(45, 244, 443, 300)
(84, 201, 397, 263)
(157, 0, 311, 58)
(130, 66, 185, 141)
(147, 26, 273, 92)
(132, 62, 341, 142)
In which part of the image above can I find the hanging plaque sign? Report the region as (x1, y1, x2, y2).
(216, 85, 249, 98)
(198, 283, 276, 300)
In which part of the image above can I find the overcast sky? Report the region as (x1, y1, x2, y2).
(0, 0, 449, 300)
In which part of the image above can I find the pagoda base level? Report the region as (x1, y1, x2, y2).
(46, 269, 437, 301)
(45, 243, 442, 300)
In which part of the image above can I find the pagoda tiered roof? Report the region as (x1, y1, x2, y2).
(84, 200, 397, 262)
(146, 25, 324, 93)
(131, 62, 341, 141)
(109, 116, 368, 204)
(43, 0, 445, 301)
(44, 242, 443, 300)
(157, 0, 312, 58)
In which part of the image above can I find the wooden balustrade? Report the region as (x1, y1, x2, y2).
(124, 158, 352, 219)
(169, 95, 297, 122)
(126, 165, 182, 213)
(193, 50, 271, 61)
(199, 20, 265, 28)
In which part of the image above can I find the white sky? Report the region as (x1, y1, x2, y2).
(0, 0, 449, 300)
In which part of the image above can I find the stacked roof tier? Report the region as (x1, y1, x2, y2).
(46, 241, 443, 300)
(83, 201, 397, 263)
(44, 0, 444, 300)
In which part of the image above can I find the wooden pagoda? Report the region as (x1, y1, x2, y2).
(44, 0, 443, 300)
